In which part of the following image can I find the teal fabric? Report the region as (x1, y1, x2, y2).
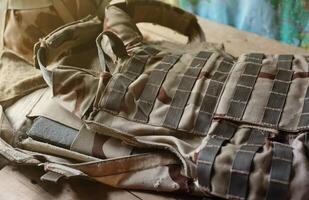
(179, 0, 309, 50)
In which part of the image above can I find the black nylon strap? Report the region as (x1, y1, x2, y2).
(134, 54, 181, 122)
(194, 59, 233, 135)
(197, 121, 237, 190)
(266, 143, 293, 200)
(102, 47, 159, 113)
(163, 51, 213, 129)
(228, 129, 269, 199)
(226, 53, 264, 119)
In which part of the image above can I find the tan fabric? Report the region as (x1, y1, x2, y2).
(0, 0, 109, 107)
(0, 1, 308, 199)
(0, 50, 46, 107)
(31, 2, 309, 198)
(2, 0, 105, 61)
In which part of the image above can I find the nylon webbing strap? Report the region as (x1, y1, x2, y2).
(226, 53, 264, 119)
(194, 58, 233, 135)
(227, 129, 270, 199)
(304, 132, 309, 157)
(197, 121, 237, 190)
(52, 0, 75, 23)
(298, 87, 309, 129)
(0, 0, 8, 50)
(102, 47, 159, 113)
(262, 55, 294, 126)
(266, 143, 293, 200)
(95, 0, 109, 19)
(163, 51, 213, 129)
(134, 54, 181, 122)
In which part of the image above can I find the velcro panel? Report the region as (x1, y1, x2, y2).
(197, 121, 237, 190)
(262, 55, 294, 127)
(266, 143, 293, 200)
(102, 47, 159, 113)
(228, 129, 270, 199)
(134, 54, 181, 122)
(194, 59, 234, 135)
(226, 54, 264, 119)
(163, 51, 213, 129)
(27, 117, 78, 149)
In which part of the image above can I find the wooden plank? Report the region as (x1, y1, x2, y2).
(0, 166, 140, 200)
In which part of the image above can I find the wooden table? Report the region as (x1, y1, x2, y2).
(1, 17, 307, 200)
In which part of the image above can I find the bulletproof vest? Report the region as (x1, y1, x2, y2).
(0, 0, 108, 61)
(1, 1, 309, 200)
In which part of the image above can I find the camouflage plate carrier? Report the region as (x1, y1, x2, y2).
(0, 1, 308, 200)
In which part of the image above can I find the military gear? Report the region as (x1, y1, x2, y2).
(0, 1, 309, 200)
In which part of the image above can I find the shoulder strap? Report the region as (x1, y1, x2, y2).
(106, 0, 205, 46)
(51, 0, 75, 23)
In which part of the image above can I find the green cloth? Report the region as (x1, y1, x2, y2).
(178, 0, 309, 50)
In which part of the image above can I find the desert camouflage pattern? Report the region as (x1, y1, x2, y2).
(0, 0, 108, 61)
(0, 0, 110, 107)
(0, 0, 308, 200)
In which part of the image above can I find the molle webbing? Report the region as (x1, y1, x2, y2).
(163, 51, 213, 129)
(197, 121, 237, 190)
(262, 55, 294, 127)
(298, 87, 309, 129)
(226, 54, 264, 119)
(134, 54, 181, 122)
(194, 58, 234, 135)
(101, 47, 159, 113)
(266, 143, 293, 200)
(227, 129, 270, 199)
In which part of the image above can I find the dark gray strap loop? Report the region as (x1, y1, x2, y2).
(134, 54, 181, 122)
(266, 142, 293, 200)
(262, 55, 294, 127)
(228, 129, 270, 199)
(298, 87, 309, 129)
(197, 121, 237, 190)
(101, 47, 159, 113)
(226, 53, 264, 120)
(194, 58, 233, 135)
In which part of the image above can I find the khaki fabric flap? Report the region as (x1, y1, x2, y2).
(5, 88, 47, 131)
(28, 89, 83, 130)
(8, 0, 52, 10)
(0, 0, 8, 50)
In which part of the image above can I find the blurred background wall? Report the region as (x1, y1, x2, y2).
(169, 0, 309, 50)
